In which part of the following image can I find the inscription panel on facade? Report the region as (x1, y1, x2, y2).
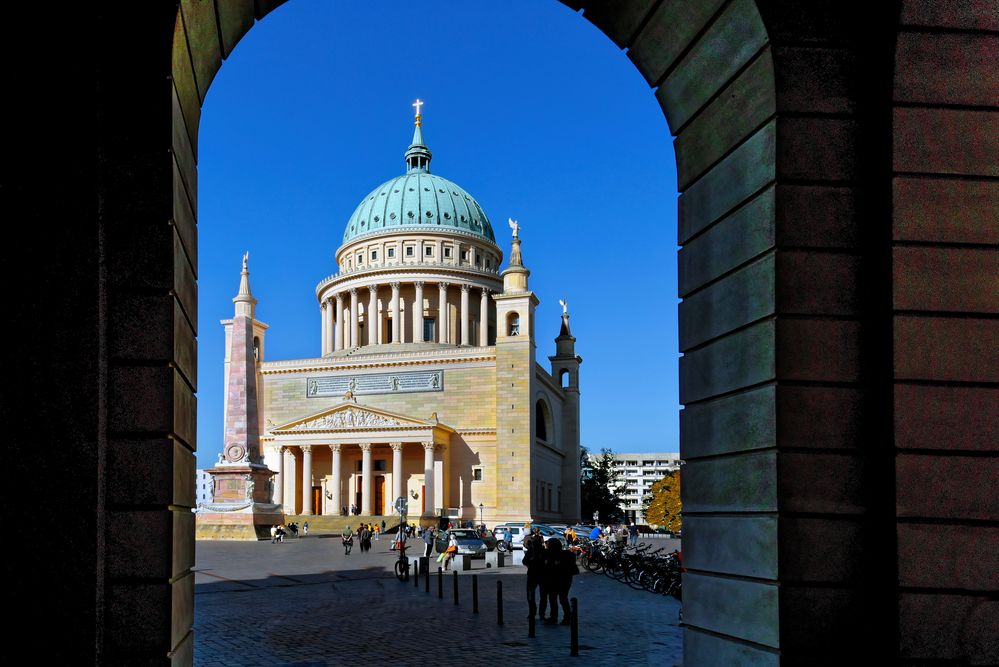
(307, 370, 443, 398)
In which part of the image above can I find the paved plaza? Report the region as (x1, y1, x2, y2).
(194, 536, 683, 666)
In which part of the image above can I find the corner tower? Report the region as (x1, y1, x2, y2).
(550, 302, 582, 522)
(493, 220, 539, 521)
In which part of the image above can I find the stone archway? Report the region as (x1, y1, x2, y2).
(9, 2, 995, 664)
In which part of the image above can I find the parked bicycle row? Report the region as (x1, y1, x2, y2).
(571, 539, 682, 599)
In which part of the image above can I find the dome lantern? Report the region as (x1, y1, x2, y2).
(405, 98, 432, 173)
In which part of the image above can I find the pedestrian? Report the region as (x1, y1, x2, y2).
(342, 505, 347, 516)
(542, 537, 577, 624)
(270, 524, 277, 544)
(373, 524, 380, 541)
(501, 527, 513, 552)
(565, 526, 576, 545)
(423, 526, 435, 558)
(381, 519, 386, 534)
(362, 525, 372, 552)
(524, 532, 548, 621)
(588, 525, 602, 542)
(304, 521, 310, 537)
(276, 524, 285, 543)
(443, 531, 459, 571)
(628, 521, 638, 547)
(342, 525, 353, 555)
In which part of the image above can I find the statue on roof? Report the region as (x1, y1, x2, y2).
(508, 218, 520, 239)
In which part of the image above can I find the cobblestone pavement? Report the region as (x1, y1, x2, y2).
(195, 536, 682, 666)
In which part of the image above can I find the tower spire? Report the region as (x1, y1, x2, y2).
(233, 251, 257, 318)
(405, 99, 432, 173)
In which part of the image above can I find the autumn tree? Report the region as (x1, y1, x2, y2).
(579, 446, 625, 524)
(643, 469, 681, 532)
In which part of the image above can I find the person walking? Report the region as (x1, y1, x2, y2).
(423, 526, 435, 558)
(303, 521, 310, 537)
(270, 524, 278, 544)
(542, 538, 577, 624)
(524, 531, 548, 621)
(628, 521, 638, 547)
(341, 526, 353, 555)
(362, 525, 372, 553)
(381, 519, 386, 534)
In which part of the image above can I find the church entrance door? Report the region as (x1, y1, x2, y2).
(374, 476, 385, 516)
(312, 487, 322, 515)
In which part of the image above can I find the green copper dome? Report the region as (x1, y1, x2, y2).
(341, 121, 496, 246)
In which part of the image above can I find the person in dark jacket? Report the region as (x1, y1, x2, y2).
(523, 532, 548, 621)
(542, 537, 577, 624)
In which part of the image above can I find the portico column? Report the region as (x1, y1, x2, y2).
(321, 301, 328, 355)
(438, 282, 449, 344)
(329, 444, 342, 515)
(349, 288, 359, 348)
(275, 446, 285, 505)
(334, 293, 344, 352)
(367, 285, 378, 346)
(460, 284, 470, 346)
(301, 445, 313, 515)
(422, 441, 436, 516)
(360, 443, 373, 515)
(390, 442, 404, 506)
(283, 447, 297, 510)
(414, 282, 425, 342)
(479, 288, 489, 346)
(391, 282, 401, 343)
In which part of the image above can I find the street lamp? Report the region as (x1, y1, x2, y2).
(478, 503, 484, 527)
(592, 511, 599, 525)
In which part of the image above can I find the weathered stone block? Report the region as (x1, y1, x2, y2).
(893, 176, 998, 244)
(776, 319, 860, 383)
(680, 319, 775, 403)
(897, 454, 999, 520)
(580, 0, 657, 49)
(894, 32, 998, 107)
(109, 293, 175, 362)
(215, 0, 254, 57)
(894, 108, 999, 176)
(777, 386, 863, 450)
(776, 251, 860, 316)
(894, 384, 998, 451)
(900, 0, 999, 32)
(779, 452, 865, 514)
(171, 12, 200, 157)
(894, 316, 999, 382)
(684, 627, 779, 667)
(777, 117, 858, 181)
(179, 0, 223, 102)
(683, 572, 779, 648)
(779, 586, 864, 655)
(172, 159, 198, 277)
(172, 572, 195, 654)
(626, 0, 726, 86)
(107, 583, 171, 652)
(778, 517, 864, 582)
(897, 523, 997, 590)
(893, 246, 997, 313)
(775, 184, 859, 248)
(773, 46, 858, 114)
(683, 515, 777, 579)
(108, 510, 173, 579)
(681, 384, 775, 459)
(682, 450, 777, 513)
(899, 593, 999, 663)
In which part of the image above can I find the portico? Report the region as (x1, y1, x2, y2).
(264, 396, 452, 517)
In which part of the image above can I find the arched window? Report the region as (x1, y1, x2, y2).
(253, 336, 260, 361)
(559, 369, 569, 389)
(535, 399, 551, 442)
(507, 312, 520, 336)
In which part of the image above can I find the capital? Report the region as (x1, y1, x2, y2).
(480, 287, 490, 296)
(335, 292, 344, 304)
(421, 441, 436, 451)
(414, 281, 425, 289)
(390, 282, 401, 290)
(349, 288, 358, 297)
(439, 282, 450, 290)
(359, 443, 373, 453)
(368, 285, 378, 295)
(389, 442, 404, 452)
(461, 284, 470, 293)
(301, 444, 312, 454)
(329, 443, 342, 453)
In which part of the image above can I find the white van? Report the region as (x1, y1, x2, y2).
(492, 523, 527, 550)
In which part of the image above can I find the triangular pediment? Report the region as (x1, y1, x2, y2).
(268, 401, 435, 433)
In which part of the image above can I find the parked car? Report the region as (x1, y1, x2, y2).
(532, 524, 568, 547)
(493, 523, 527, 550)
(434, 529, 487, 558)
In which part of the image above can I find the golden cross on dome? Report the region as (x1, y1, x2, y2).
(412, 98, 424, 126)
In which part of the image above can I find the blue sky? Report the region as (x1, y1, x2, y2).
(196, 0, 679, 469)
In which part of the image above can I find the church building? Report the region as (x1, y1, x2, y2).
(219, 105, 582, 525)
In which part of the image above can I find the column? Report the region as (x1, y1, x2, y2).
(360, 443, 373, 515)
(349, 288, 359, 348)
(321, 301, 328, 355)
(460, 284, 470, 346)
(390, 442, 404, 506)
(329, 444, 342, 515)
(422, 441, 436, 516)
(438, 282, 449, 344)
(391, 282, 401, 343)
(283, 447, 297, 511)
(301, 445, 313, 515)
(414, 282, 425, 343)
(479, 288, 489, 346)
(275, 446, 285, 506)
(334, 293, 344, 352)
(367, 285, 378, 346)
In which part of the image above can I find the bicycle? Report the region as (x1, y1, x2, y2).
(394, 542, 411, 582)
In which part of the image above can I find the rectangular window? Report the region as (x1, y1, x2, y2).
(475, 254, 481, 266)
(370, 250, 378, 260)
(461, 250, 468, 261)
(357, 253, 363, 265)
(472, 468, 482, 481)
(444, 247, 452, 258)
(423, 318, 436, 341)
(374, 460, 387, 472)
(406, 246, 414, 257)
(387, 247, 395, 258)
(485, 259, 491, 269)
(425, 246, 434, 257)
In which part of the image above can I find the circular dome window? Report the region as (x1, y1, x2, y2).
(407, 211, 414, 218)
(426, 211, 433, 217)
(390, 213, 396, 220)
(443, 212, 451, 219)
(373, 216, 380, 222)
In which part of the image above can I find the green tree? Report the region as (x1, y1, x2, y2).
(579, 446, 625, 523)
(643, 469, 681, 532)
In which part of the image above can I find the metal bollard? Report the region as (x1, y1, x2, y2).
(472, 574, 479, 613)
(425, 560, 430, 592)
(438, 567, 443, 599)
(453, 570, 459, 605)
(497, 580, 504, 625)
(528, 611, 536, 638)
(570, 597, 579, 657)
(414, 559, 419, 588)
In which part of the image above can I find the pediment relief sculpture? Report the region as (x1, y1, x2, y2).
(289, 407, 401, 430)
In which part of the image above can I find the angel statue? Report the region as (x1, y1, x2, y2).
(508, 218, 520, 239)
(242, 251, 249, 270)
(559, 299, 568, 316)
